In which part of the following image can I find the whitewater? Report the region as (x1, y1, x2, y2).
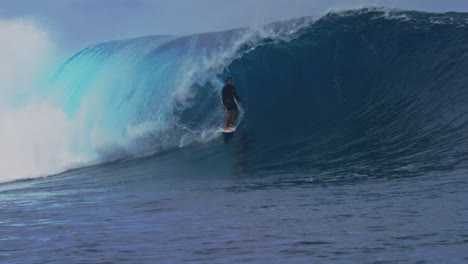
(1, 8, 468, 263)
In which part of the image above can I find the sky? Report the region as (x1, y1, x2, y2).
(0, 0, 467, 54)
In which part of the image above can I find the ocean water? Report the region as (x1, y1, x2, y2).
(1, 8, 468, 263)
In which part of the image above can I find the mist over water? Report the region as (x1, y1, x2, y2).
(0, 20, 84, 182)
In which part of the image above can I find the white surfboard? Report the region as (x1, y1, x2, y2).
(221, 126, 237, 133)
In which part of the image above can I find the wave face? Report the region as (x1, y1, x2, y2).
(43, 18, 312, 157)
(3, 8, 468, 182)
(228, 9, 468, 180)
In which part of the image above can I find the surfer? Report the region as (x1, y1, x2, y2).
(222, 77, 243, 131)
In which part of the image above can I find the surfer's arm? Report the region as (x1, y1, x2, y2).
(222, 96, 227, 110)
(233, 87, 242, 105)
(221, 86, 227, 109)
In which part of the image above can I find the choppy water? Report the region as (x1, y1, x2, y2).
(1, 143, 468, 263)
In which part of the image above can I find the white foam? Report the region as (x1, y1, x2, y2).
(0, 20, 87, 183)
(0, 102, 88, 183)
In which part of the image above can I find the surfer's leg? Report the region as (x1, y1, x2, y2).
(230, 109, 238, 127)
(224, 110, 232, 130)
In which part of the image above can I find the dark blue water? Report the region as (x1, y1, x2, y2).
(1, 145, 468, 263)
(2, 8, 468, 263)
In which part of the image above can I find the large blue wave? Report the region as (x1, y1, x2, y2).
(228, 9, 468, 177)
(38, 8, 468, 179)
(43, 17, 313, 161)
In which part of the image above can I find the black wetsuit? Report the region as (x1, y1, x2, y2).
(222, 84, 241, 111)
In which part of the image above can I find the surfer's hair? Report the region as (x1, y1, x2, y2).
(226, 77, 233, 81)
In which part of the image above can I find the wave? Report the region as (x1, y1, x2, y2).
(231, 8, 468, 179)
(41, 17, 314, 159)
(2, 8, 468, 182)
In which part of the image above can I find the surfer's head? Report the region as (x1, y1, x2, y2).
(226, 77, 233, 85)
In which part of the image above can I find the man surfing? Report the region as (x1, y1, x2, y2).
(222, 77, 243, 132)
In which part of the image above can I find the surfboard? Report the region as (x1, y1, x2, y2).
(221, 126, 237, 133)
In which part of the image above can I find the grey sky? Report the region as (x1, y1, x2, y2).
(1, 0, 467, 54)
